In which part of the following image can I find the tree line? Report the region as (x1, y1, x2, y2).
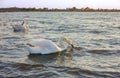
(0, 7, 120, 12)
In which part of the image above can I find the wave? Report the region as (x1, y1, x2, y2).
(0, 61, 119, 78)
(87, 49, 120, 55)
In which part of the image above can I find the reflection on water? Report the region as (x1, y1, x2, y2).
(56, 48, 74, 66)
(27, 47, 74, 66)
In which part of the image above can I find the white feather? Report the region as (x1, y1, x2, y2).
(27, 39, 67, 54)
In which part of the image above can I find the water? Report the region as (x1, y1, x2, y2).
(0, 12, 120, 78)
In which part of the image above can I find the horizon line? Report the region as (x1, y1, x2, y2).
(0, 6, 120, 9)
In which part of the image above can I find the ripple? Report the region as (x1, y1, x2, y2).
(88, 49, 120, 55)
(0, 12, 120, 78)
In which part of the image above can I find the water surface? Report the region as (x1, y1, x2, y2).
(0, 12, 120, 78)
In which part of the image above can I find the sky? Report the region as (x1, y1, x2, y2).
(0, 0, 120, 9)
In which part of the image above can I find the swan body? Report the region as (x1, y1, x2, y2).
(13, 21, 29, 32)
(27, 38, 73, 54)
(13, 25, 25, 32)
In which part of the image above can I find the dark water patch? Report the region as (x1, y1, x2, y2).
(92, 38, 120, 47)
(108, 39, 120, 45)
(0, 40, 26, 49)
(88, 49, 120, 55)
(66, 68, 110, 78)
(46, 28, 66, 32)
(72, 47, 89, 57)
(46, 24, 82, 33)
(89, 30, 107, 34)
(28, 54, 58, 64)
(0, 51, 16, 55)
(38, 20, 56, 25)
(0, 61, 120, 78)
(115, 26, 120, 29)
(0, 23, 2, 26)
(2, 36, 21, 39)
(3, 23, 8, 26)
(38, 20, 45, 24)
(0, 44, 25, 52)
(0, 61, 62, 78)
(55, 25, 69, 31)
(30, 26, 44, 29)
(50, 66, 119, 78)
(73, 46, 84, 50)
(0, 61, 45, 78)
(15, 63, 45, 71)
(99, 64, 120, 71)
(0, 50, 24, 55)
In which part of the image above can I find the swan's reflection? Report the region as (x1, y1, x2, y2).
(27, 47, 74, 66)
(56, 48, 74, 66)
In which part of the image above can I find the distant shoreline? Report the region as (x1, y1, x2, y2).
(0, 7, 120, 12)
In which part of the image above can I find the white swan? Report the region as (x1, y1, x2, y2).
(27, 37, 74, 54)
(13, 21, 29, 32)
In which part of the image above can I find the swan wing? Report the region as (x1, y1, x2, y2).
(13, 25, 25, 31)
(27, 39, 63, 54)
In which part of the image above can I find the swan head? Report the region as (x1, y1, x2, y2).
(60, 37, 74, 48)
(22, 21, 25, 25)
